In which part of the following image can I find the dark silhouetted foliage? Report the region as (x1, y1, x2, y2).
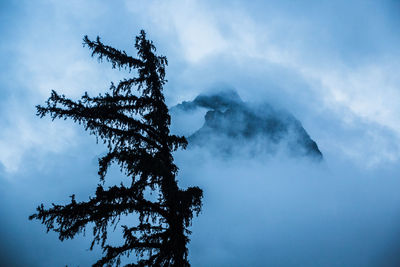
(29, 30, 203, 266)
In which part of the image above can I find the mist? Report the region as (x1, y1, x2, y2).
(168, 89, 400, 266)
(176, 147, 400, 266)
(1, 0, 400, 266)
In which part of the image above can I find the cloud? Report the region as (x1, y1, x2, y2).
(124, 0, 400, 166)
(1, 0, 400, 266)
(125, 0, 229, 63)
(2, 0, 399, 172)
(175, 145, 400, 266)
(0, 0, 134, 173)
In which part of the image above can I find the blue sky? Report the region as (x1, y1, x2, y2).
(1, 0, 400, 266)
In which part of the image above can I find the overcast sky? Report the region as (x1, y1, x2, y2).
(1, 0, 400, 266)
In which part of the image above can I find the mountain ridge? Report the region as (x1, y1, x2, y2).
(172, 89, 322, 160)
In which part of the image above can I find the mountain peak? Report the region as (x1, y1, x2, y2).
(172, 89, 322, 160)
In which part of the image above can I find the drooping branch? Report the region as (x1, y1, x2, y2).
(83, 36, 143, 70)
(29, 184, 168, 244)
(36, 90, 164, 147)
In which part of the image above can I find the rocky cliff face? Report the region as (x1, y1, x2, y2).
(172, 89, 322, 160)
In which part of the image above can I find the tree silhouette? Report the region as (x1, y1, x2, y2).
(29, 30, 203, 266)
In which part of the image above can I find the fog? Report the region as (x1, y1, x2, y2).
(169, 92, 400, 266)
(177, 148, 400, 266)
(2, 117, 400, 266)
(1, 0, 400, 266)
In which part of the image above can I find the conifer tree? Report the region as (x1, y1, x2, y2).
(29, 30, 203, 266)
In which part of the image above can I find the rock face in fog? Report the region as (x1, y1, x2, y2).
(172, 89, 322, 160)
